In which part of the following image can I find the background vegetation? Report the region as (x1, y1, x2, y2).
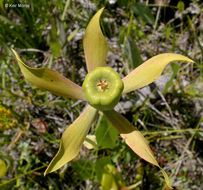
(0, 0, 202, 189)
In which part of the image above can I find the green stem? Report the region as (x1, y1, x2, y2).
(154, 5, 161, 30)
(61, 0, 70, 21)
(143, 128, 203, 135)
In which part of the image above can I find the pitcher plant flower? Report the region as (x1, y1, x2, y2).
(12, 8, 193, 188)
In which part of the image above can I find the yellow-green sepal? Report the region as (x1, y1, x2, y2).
(103, 109, 172, 189)
(44, 105, 98, 175)
(122, 53, 194, 94)
(83, 8, 108, 72)
(11, 49, 86, 100)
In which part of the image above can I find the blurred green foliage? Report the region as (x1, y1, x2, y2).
(0, 0, 202, 189)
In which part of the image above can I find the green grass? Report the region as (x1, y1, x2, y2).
(0, 0, 202, 189)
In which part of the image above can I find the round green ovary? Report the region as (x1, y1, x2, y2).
(82, 67, 124, 110)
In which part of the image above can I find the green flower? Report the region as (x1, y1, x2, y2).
(82, 67, 124, 110)
(12, 8, 193, 189)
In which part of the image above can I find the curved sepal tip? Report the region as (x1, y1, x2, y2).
(11, 49, 86, 100)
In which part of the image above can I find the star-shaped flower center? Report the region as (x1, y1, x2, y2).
(97, 79, 108, 91)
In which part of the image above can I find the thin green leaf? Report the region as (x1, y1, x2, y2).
(11, 49, 86, 100)
(163, 63, 180, 94)
(44, 105, 98, 175)
(125, 36, 142, 69)
(67, 28, 79, 42)
(83, 8, 108, 72)
(131, 3, 155, 25)
(48, 18, 61, 57)
(103, 110, 172, 189)
(122, 53, 194, 94)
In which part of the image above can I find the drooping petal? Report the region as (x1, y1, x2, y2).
(11, 49, 86, 100)
(44, 105, 98, 175)
(83, 8, 108, 72)
(103, 109, 172, 189)
(122, 53, 194, 94)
